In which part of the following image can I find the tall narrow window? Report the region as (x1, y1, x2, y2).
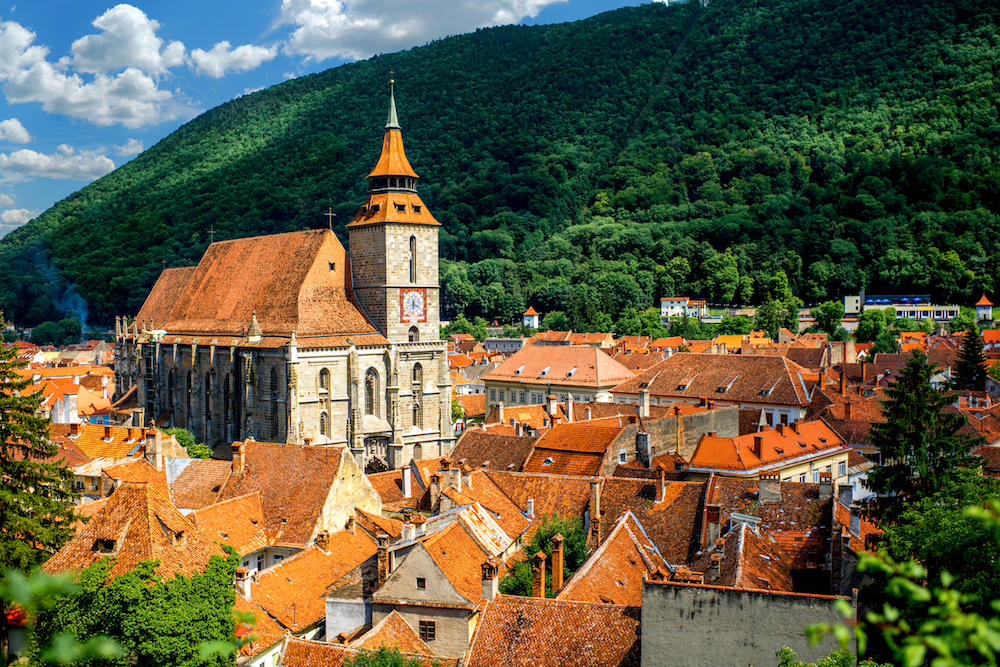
(412, 363, 423, 429)
(365, 369, 380, 416)
(269, 368, 279, 440)
(204, 371, 213, 444)
(409, 327, 419, 342)
(223, 374, 231, 443)
(320, 412, 329, 437)
(409, 236, 417, 283)
(185, 370, 193, 427)
(167, 369, 175, 409)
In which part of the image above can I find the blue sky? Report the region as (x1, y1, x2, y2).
(0, 0, 658, 238)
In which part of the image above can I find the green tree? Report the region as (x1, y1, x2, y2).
(863, 351, 979, 522)
(615, 308, 642, 337)
(716, 316, 754, 335)
(541, 311, 570, 332)
(755, 294, 779, 339)
(452, 397, 463, 423)
(343, 646, 437, 667)
(869, 330, 900, 355)
(32, 551, 239, 667)
(775, 646, 890, 667)
(855, 310, 887, 343)
(500, 514, 587, 597)
(948, 307, 977, 334)
(442, 314, 474, 337)
(162, 427, 196, 452)
(810, 301, 845, 336)
(0, 344, 78, 574)
(951, 326, 987, 391)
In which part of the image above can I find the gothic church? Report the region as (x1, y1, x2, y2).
(115, 83, 454, 471)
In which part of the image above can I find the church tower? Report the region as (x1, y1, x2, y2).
(348, 80, 441, 343)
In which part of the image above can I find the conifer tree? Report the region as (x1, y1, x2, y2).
(864, 351, 978, 522)
(0, 343, 77, 572)
(951, 325, 987, 391)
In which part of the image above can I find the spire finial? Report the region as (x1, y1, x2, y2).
(386, 71, 400, 130)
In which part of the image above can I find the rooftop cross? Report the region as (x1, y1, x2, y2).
(325, 206, 335, 231)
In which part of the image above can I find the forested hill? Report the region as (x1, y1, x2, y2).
(2, 0, 999, 330)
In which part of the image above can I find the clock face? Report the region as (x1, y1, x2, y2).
(401, 288, 427, 323)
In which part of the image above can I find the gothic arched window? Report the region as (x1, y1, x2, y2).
(269, 368, 279, 440)
(204, 371, 213, 444)
(319, 368, 330, 392)
(185, 370, 193, 427)
(409, 236, 417, 283)
(320, 412, 329, 437)
(365, 369, 379, 416)
(408, 327, 419, 342)
(412, 363, 423, 429)
(167, 369, 175, 409)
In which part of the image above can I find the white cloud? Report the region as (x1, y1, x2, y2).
(0, 118, 30, 143)
(113, 138, 144, 156)
(0, 146, 115, 182)
(191, 41, 278, 78)
(243, 86, 265, 96)
(1, 208, 35, 224)
(70, 4, 186, 75)
(279, 0, 566, 62)
(0, 194, 15, 206)
(0, 20, 177, 128)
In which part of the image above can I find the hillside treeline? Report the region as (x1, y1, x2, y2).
(1, 0, 998, 330)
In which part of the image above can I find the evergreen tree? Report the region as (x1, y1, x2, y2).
(0, 344, 77, 572)
(864, 351, 979, 522)
(951, 326, 987, 391)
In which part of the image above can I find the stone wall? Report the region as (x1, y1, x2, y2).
(641, 581, 850, 667)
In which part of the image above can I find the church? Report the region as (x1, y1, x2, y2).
(114, 83, 454, 472)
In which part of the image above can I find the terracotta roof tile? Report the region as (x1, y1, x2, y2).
(421, 519, 503, 605)
(253, 529, 378, 632)
(234, 594, 287, 659)
(356, 508, 404, 539)
(169, 458, 233, 510)
(216, 441, 347, 544)
(612, 351, 668, 373)
(102, 458, 171, 500)
(693, 522, 795, 592)
(366, 470, 408, 506)
(688, 420, 848, 474)
(152, 230, 377, 337)
(558, 511, 668, 606)
(522, 421, 624, 476)
(457, 393, 486, 418)
(834, 500, 881, 553)
(351, 610, 433, 655)
(48, 423, 147, 459)
(483, 346, 634, 389)
(612, 354, 811, 407)
(44, 482, 226, 579)
(466, 596, 640, 667)
(486, 403, 567, 429)
(279, 636, 457, 667)
(450, 430, 537, 472)
(190, 493, 269, 555)
(442, 471, 531, 540)
(485, 471, 595, 536)
(135, 266, 197, 326)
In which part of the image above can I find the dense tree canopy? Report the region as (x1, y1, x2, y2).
(2, 0, 999, 328)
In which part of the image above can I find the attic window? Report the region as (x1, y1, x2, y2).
(540, 366, 551, 376)
(543, 457, 554, 466)
(413, 205, 422, 213)
(416, 577, 426, 589)
(515, 365, 525, 375)
(329, 262, 336, 272)
(370, 204, 380, 213)
(567, 366, 578, 377)
(395, 203, 406, 212)
(717, 374, 739, 394)
(92, 539, 116, 554)
(761, 379, 780, 396)
(773, 447, 783, 454)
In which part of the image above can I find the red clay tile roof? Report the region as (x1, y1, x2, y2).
(135, 266, 197, 326)
(234, 594, 287, 659)
(486, 403, 568, 429)
(558, 511, 668, 606)
(102, 458, 171, 500)
(48, 423, 147, 459)
(44, 482, 226, 579)
(356, 508, 404, 539)
(688, 420, 848, 474)
(483, 345, 634, 389)
(366, 470, 409, 506)
(611, 354, 811, 407)
(216, 441, 346, 544)
(450, 430, 537, 472)
(149, 230, 377, 337)
(485, 470, 595, 532)
(466, 596, 640, 667)
(457, 393, 486, 418)
(253, 529, 377, 632)
(444, 471, 531, 540)
(421, 519, 503, 605)
(169, 458, 233, 509)
(522, 422, 624, 476)
(834, 500, 881, 553)
(190, 493, 269, 555)
(352, 610, 432, 655)
(702, 522, 796, 592)
(279, 636, 457, 667)
(612, 351, 668, 373)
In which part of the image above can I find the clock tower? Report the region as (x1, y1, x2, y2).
(348, 80, 441, 343)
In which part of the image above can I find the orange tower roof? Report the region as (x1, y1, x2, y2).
(977, 295, 993, 306)
(348, 79, 439, 228)
(524, 306, 539, 316)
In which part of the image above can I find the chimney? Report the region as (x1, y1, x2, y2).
(590, 480, 601, 520)
(862, 364, 867, 385)
(402, 466, 412, 498)
(565, 395, 574, 422)
(705, 504, 721, 546)
(403, 508, 413, 522)
(531, 551, 547, 598)
(546, 394, 558, 416)
(412, 513, 427, 535)
(838, 483, 853, 508)
(429, 474, 441, 509)
(498, 401, 504, 424)
(819, 471, 833, 500)
(235, 566, 251, 599)
(145, 428, 163, 472)
(482, 558, 499, 602)
(376, 534, 389, 587)
(315, 529, 330, 551)
(401, 519, 416, 543)
(758, 473, 782, 503)
(708, 553, 722, 582)
(753, 435, 763, 458)
(840, 368, 847, 395)
(527, 498, 535, 518)
(639, 390, 650, 418)
(551, 533, 565, 594)
(232, 442, 245, 476)
(515, 421, 524, 437)
(346, 515, 356, 536)
(776, 423, 785, 435)
(844, 401, 853, 421)
(70, 422, 81, 437)
(585, 407, 592, 420)
(461, 464, 473, 489)
(103, 425, 112, 440)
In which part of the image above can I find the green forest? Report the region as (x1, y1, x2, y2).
(0, 0, 998, 331)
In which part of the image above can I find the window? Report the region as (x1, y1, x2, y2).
(416, 577, 426, 589)
(204, 370, 213, 443)
(269, 368, 280, 439)
(838, 461, 846, 477)
(257, 554, 264, 570)
(365, 369, 380, 416)
(409, 326, 419, 342)
(395, 203, 406, 212)
(489, 389, 496, 401)
(320, 412, 329, 437)
(619, 449, 626, 464)
(779, 413, 789, 425)
(273, 555, 284, 564)
(409, 236, 417, 283)
(329, 261, 336, 271)
(186, 370, 193, 426)
(243, 560, 250, 568)
(413, 205, 422, 213)
(167, 369, 175, 408)
(419, 620, 435, 642)
(799, 473, 806, 483)
(519, 391, 525, 404)
(812, 470, 819, 483)
(319, 368, 330, 393)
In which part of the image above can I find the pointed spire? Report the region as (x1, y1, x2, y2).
(386, 76, 401, 130)
(247, 311, 262, 343)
